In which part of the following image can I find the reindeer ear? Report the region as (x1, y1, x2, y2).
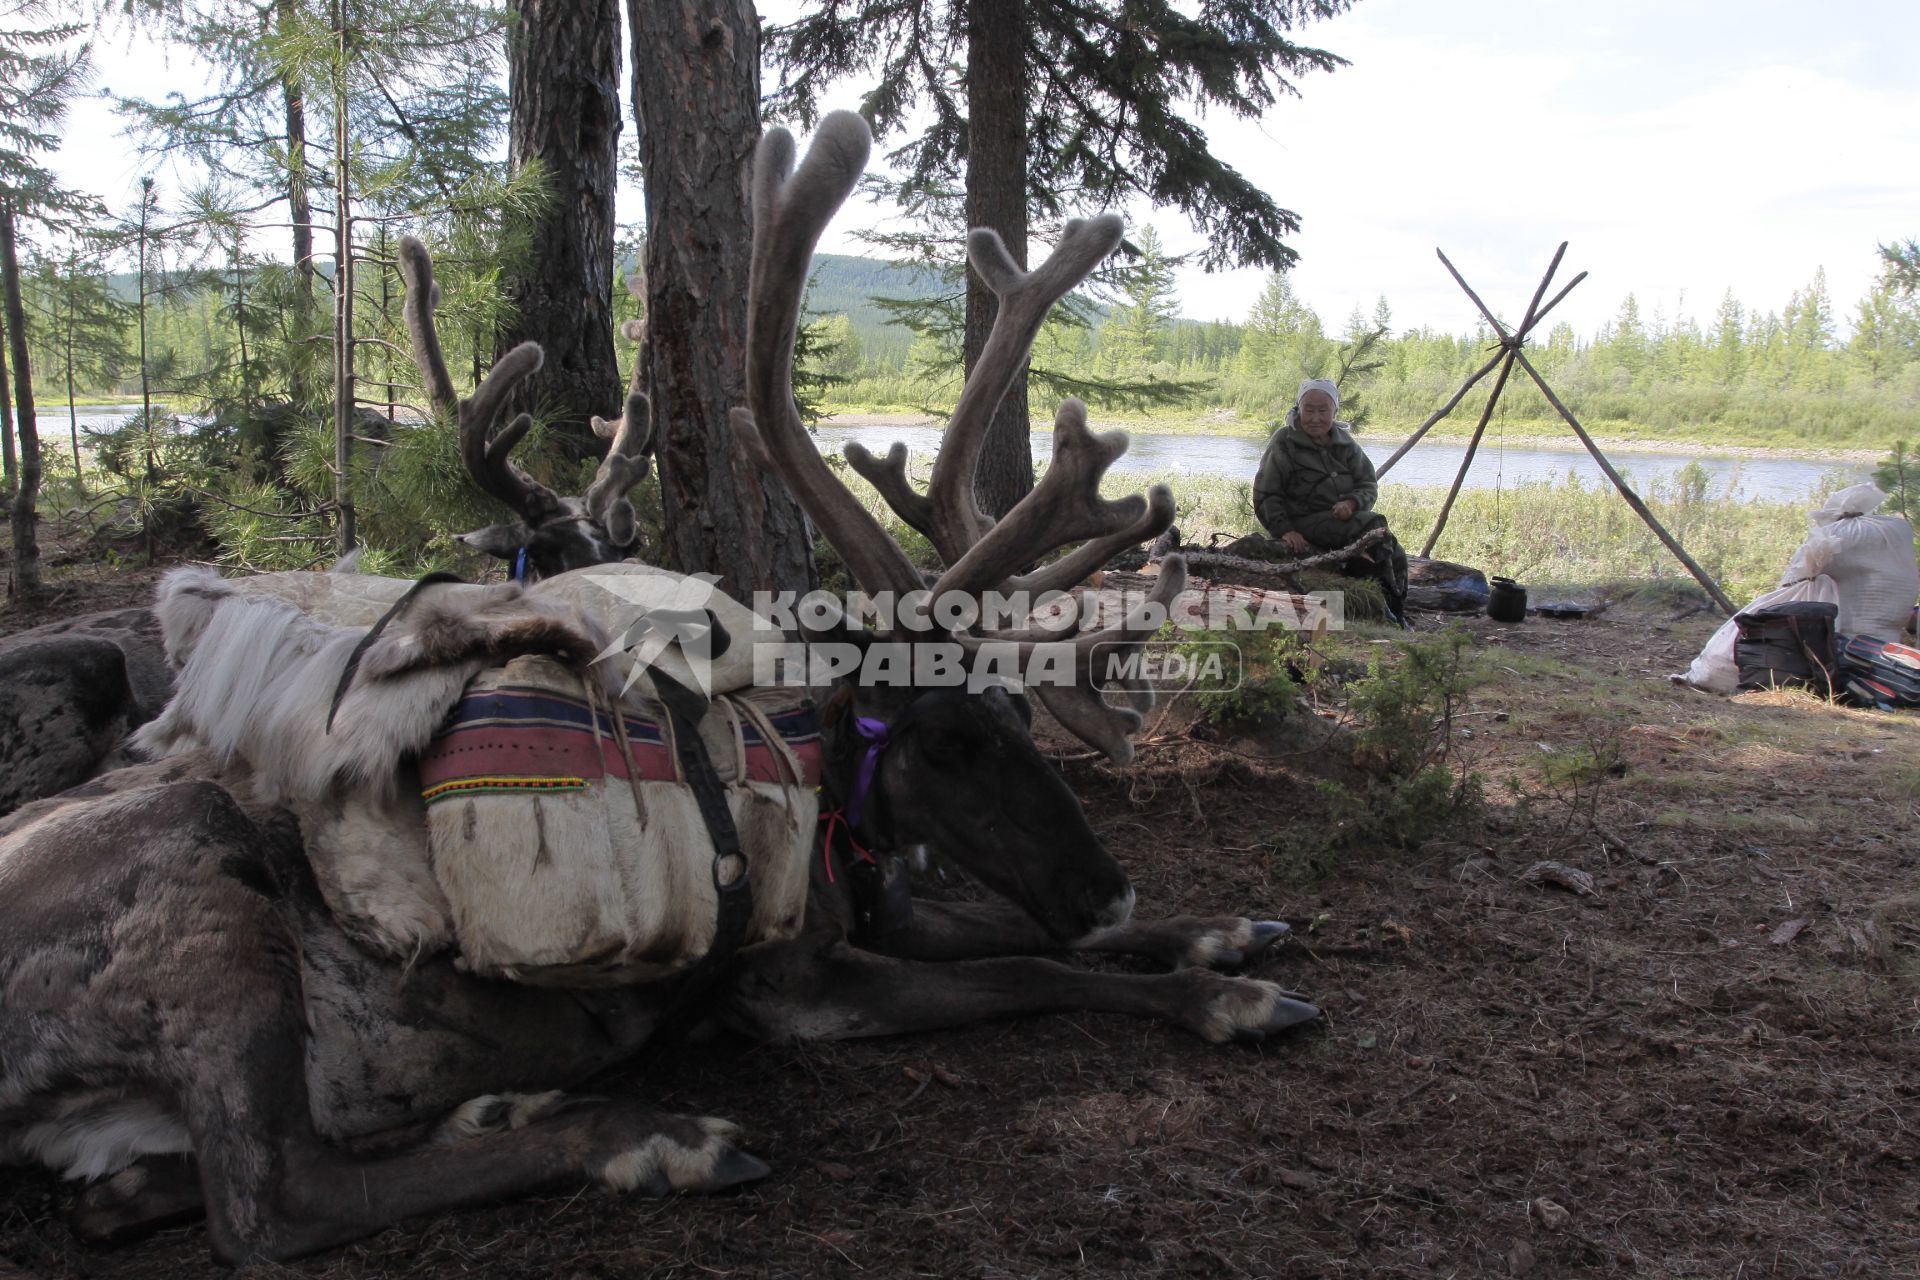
(983, 681, 1033, 730)
(456, 522, 529, 560)
(604, 498, 637, 549)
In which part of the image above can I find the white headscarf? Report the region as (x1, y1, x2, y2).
(1296, 378, 1340, 416)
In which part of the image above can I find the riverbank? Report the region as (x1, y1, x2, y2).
(41, 399, 1891, 463)
(820, 410, 1893, 462)
(817, 449, 1823, 603)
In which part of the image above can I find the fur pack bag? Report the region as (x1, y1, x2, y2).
(139, 565, 823, 982)
(417, 654, 823, 985)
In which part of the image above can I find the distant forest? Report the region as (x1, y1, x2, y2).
(792, 239, 1920, 449)
(25, 239, 1920, 451)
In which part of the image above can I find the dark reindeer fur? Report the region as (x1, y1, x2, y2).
(0, 608, 171, 817)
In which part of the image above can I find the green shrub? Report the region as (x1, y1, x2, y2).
(1324, 625, 1486, 851)
(1179, 624, 1308, 726)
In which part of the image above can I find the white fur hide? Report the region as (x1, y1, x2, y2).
(426, 660, 818, 984)
(135, 566, 608, 804)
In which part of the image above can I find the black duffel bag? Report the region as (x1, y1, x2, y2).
(1734, 600, 1838, 696)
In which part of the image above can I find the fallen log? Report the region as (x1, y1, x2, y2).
(1405, 557, 1490, 613)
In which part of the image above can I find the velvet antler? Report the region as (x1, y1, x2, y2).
(741, 112, 1188, 761)
(398, 236, 559, 527)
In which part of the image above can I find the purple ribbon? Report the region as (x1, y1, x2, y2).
(846, 715, 890, 827)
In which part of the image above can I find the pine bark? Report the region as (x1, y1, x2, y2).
(964, 0, 1034, 518)
(279, 0, 313, 301)
(499, 0, 622, 460)
(627, 0, 814, 600)
(331, 5, 355, 554)
(279, 0, 317, 410)
(1, 202, 42, 599)
(285, 88, 313, 297)
(0, 319, 14, 497)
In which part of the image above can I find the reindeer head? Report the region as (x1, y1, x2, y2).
(398, 238, 654, 580)
(738, 113, 1190, 941)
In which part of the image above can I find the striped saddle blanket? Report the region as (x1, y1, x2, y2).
(420, 681, 824, 803)
(417, 655, 825, 985)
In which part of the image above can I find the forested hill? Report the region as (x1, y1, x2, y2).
(64, 249, 1920, 453)
(802, 254, 951, 365)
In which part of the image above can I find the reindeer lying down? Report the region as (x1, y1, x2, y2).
(0, 114, 1319, 1264)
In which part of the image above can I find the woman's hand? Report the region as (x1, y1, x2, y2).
(1281, 530, 1311, 554)
(1332, 498, 1357, 521)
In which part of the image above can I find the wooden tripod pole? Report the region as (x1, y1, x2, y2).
(1419, 244, 1567, 556)
(1420, 350, 1516, 556)
(1374, 348, 1503, 479)
(1377, 251, 1585, 480)
(1511, 347, 1737, 615)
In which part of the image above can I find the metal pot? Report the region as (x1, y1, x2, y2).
(1486, 576, 1527, 624)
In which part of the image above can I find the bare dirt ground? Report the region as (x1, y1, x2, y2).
(2, 546, 1917, 1278)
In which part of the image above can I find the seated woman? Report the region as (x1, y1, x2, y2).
(1252, 378, 1411, 626)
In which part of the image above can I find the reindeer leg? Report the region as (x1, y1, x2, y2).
(864, 899, 1291, 970)
(14, 782, 762, 1266)
(179, 830, 762, 1262)
(70, 1157, 205, 1247)
(724, 934, 1319, 1045)
(187, 1085, 766, 1263)
(69, 1097, 582, 1249)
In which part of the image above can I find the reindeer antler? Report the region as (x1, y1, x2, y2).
(584, 314, 655, 547)
(735, 114, 925, 600)
(398, 236, 562, 527)
(743, 113, 1187, 762)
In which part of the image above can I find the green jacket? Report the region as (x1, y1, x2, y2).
(1252, 419, 1379, 542)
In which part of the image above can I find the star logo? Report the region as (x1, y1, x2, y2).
(580, 571, 727, 697)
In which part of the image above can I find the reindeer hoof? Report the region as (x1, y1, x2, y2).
(1185, 918, 1289, 969)
(1235, 995, 1322, 1043)
(1197, 977, 1322, 1043)
(438, 1091, 572, 1143)
(1245, 919, 1290, 953)
(596, 1115, 771, 1197)
(70, 1157, 205, 1247)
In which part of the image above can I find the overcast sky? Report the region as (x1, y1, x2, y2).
(51, 0, 1920, 339)
(1123, 0, 1920, 338)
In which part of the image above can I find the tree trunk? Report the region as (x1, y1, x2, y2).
(0, 316, 14, 498)
(964, 0, 1032, 518)
(627, 0, 813, 601)
(332, 6, 356, 556)
(1, 202, 42, 600)
(500, 0, 621, 461)
(279, 0, 317, 409)
(285, 96, 313, 296)
(65, 305, 81, 488)
(136, 180, 153, 479)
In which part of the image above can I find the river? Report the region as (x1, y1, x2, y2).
(48, 405, 1869, 504)
(811, 422, 1868, 504)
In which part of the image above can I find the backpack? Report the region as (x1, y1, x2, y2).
(1733, 601, 1838, 696)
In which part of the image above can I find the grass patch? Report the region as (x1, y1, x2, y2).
(821, 444, 1839, 607)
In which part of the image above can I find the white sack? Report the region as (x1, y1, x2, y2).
(1789, 483, 1918, 640)
(1685, 483, 1918, 693)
